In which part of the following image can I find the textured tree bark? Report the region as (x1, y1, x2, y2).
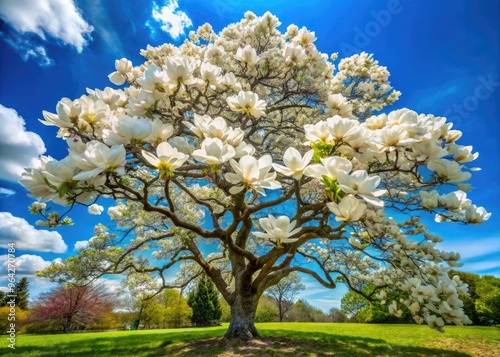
(224, 293, 260, 340)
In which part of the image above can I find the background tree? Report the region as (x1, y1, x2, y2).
(28, 284, 114, 333)
(26, 12, 490, 340)
(188, 275, 222, 326)
(475, 275, 500, 325)
(289, 299, 329, 322)
(265, 271, 305, 321)
(341, 285, 410, 323)
(255, 295, 279, 322)
(119, 273, 160, 329)
(328, 307, 347, 322)
(0, 278, 29, 309)
(163, 289, 192, 328)
(14, 277, 30, 310)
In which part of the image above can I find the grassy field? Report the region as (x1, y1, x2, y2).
(2, 323, 499, 356)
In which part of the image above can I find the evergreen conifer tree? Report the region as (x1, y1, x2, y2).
(188, 275, 222, 326)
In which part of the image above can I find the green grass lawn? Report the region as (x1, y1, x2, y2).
(2, 323, 499, 356)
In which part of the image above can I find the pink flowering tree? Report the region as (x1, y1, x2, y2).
(22, 12, 490, 340)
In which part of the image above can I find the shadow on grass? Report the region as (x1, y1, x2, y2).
(9, 328, 473, 357)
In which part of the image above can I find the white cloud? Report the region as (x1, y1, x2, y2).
(462, 260, 500, 274)
(0, 0, 93, 51)
(88, 204, 104, 215)
(3, 37, 54, 66)
(438, 236, 500, 260)
(147, 0, 192, 39)
(97, 277, 123, 293)
(0, 254, 60, 303)
(0, 188, 16, 196)
(0, 105, 46, 182)
(0, 254, 51, 275)
(0, 212, 67, 253)
(74, 240, 89, 250)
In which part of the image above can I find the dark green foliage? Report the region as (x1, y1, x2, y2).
(0, 278, 29, 309)
(188, 275, 222, 326)
(341, 285, 409, 323)
(475, 275, 500, 325)
(15, 277, 30, 310)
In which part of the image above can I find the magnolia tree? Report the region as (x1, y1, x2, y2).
(21, 12, 491, 340)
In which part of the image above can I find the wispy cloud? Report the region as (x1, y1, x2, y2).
(146, 0, 193, 40)
(0, 188, 15, 197)
(438, 236, 500, 260)
(80, 0, 124, 58)
(3, 37, 54, 67)
(0, 104, 46, 182)
(0, 0, 93, 66)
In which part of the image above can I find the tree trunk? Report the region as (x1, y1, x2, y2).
(224, 293, 259, 340)
(278, 296, 283, 322)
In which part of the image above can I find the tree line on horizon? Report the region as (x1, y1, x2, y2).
(1, 270, 498, 334)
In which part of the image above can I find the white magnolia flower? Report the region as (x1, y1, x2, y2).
(304, 121, 332, 144)
(226, 155, 281, 196)
(108, 58, 132, 85)
(137, 64, 169, 93)
(40, 98, 81, 128)
(464, 204, 491, 224)
(337, 170, 386, 207)
(365, 113, 388, 130)
(200, 62, 222, 88)
(142, 142, 189, 179)
(183, 115, 229, 141)
(220, 72, 242, 90)
(168, 137, 195, 157)
(327, 194, 366, 222)
(226, 91, 266, 118)
(225, 127, 245, 147)
(388, 301, 403, 318)
(192, 138, 235, 165)
(253, 215, 301, 247)
(103, 115, 152, 145)
(283, 44, 306, 64)
(375, 125, 415, 151)
(88, 204, 104, 215)
(272, 147, 314, 180)
(326, 115, 361, 142)
(427, 159, 471, 183)
(449, 144, 479, 163)
(295, 27, 316, 45)
(419, 190, 439, 209)
(145, 118, 174, 145)
(303, 156, 352, 180)
(233, 141, 256, 158)
(164, 55, 199, 88)
(235, 45, 258, 64)
(125, 87, 155, 116)
(325, 94, 353, 118)
(73, 141, 126, 180)
(86, 87, 127, 109)
(426, 315, 445, 332)
(183, 114, 212, 139)
(438, 190, 471, 211)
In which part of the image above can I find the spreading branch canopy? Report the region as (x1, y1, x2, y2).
(22, 11, 491, 333)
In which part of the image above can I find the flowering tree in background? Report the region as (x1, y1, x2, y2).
(28, 284, 113, 333)
(21, 12, 491, 340)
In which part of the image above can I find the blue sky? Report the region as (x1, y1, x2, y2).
(0, 0, 498, 311)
